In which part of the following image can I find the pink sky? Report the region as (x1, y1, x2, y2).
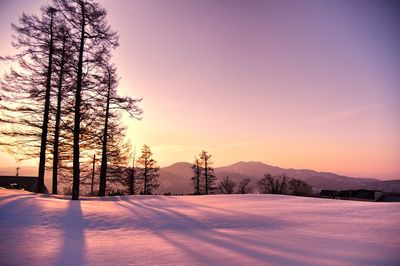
(0, 0, 399, 179)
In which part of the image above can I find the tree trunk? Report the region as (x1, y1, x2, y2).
(91, 154, 96, 196)
(37, 11, 55, 194)
(72, 3, 85, 200)
(204, 159, 208, 195)
(144, 160, 148, 195)
(196, 161, 200, 194)
(129, 151, 135, 195)
(52, 31, 66, 195)
(99, 70, 111, 197)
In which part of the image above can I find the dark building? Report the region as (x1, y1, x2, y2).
(0, 176, 48, 193)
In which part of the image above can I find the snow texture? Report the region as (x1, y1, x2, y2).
(0, 189, 399, 265)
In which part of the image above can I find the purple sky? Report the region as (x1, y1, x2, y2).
(0, 0, 399, 179)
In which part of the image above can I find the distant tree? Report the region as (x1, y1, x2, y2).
(191, 157, 202, 195)
(127, 149, 137, 195)
(218, 176, 236, 194)
(136, 145, 160, 195)
(288, 178, 312, 196)
(199, 150, 216, 195)
(237, 178, 252, 194)
(257, 173, 288, 194)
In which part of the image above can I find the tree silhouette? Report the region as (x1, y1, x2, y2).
(1, 0, 141, 198)
(136, 145, 160, 195)
(98, 64, 141, 196)
(257, 173, 288, 194)
(191, 157, 202, 195)
(218, 176, 236, 194)
(0, 6, 58, 193)
(199, 150, 216, 195)
(288, 178, 312, 196)
(237, 178, 252, 194)
(54, 0, 118, 199)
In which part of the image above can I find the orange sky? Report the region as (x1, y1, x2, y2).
(0, 0, 399, 179)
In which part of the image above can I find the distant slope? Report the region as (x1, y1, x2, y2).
(157, 161, 400, 194)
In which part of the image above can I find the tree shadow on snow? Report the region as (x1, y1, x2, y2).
(116, 198, 306, 265)
(55, 200, 85, 266)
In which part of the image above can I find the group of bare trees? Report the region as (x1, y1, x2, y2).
(216, 174, 312, 196)
(0, 0, 142, 200)
(217, 177, 253, 194)
(257, 173, 312, 196)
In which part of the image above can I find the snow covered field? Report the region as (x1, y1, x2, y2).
(0, 189, 399, 266)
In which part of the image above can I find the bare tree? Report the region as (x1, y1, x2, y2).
(218, 176, 236, 194)
(288, 178, 312, 196)
(257, 173, 288, 194)
(0, 6, 58, 193)
(1, 0, 141, 198)
(98, 64, 141, 196)
(51, 23, 75, 195)
(54, 0, 119, 200)
(237, 178, 252, 194)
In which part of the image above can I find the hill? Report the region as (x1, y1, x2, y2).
(158, 161, 400, 194)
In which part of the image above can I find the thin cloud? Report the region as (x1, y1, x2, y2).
(304, 103, 380, 124)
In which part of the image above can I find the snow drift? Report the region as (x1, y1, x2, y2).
(0, 189, 399, 265)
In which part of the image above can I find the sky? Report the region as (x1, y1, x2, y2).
(0, 0, 399, 179)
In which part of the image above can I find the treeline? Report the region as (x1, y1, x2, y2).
(189, 151, 312, 196)
(0, 0, 142, 200)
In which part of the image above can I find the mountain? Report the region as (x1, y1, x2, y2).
(158, 161, 400, 194)
(158, 162, 193, 194)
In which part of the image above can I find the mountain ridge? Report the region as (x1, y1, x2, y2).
(157, 161, 399, 194)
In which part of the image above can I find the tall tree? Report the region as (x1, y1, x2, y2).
(54, 0, 118, 200)
(0, 5, 58, 193)
(137, 145, 160, 195)
(98, 64, 142, 196)
(51, 23, 74, 195)
(191, 157, 202, 195)
(199, 150, 216, 195)
(37, 7, 56, 193)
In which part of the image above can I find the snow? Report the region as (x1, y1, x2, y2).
(1, 189, 399, 265)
